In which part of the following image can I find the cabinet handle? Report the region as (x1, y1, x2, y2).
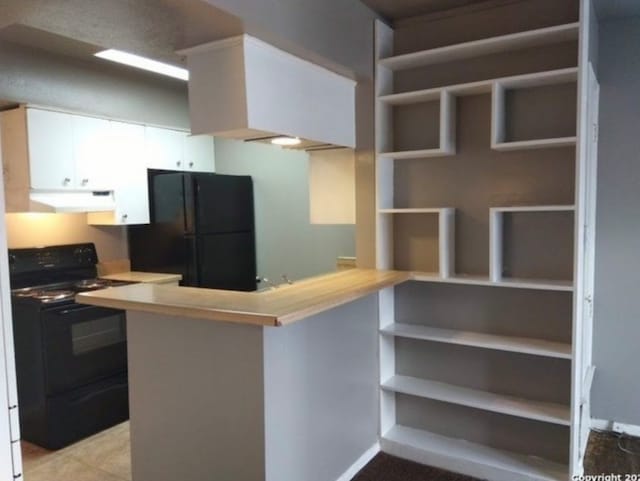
(63, 177, 71, 184)
(176, 161, 182, 167)
(122, 214, 129, 221)
(189, 162, 194, 168)
(81, 178, 89, 185)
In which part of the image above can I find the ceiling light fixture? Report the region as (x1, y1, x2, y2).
(94, 49, 189, 81)
(271, 136, 301, 146)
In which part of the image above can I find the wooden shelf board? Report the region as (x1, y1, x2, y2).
(381, 425, 568, 481)
(493, 137, 577, 151)
(409, 272, 574, 292)
(381, 323, 572, 359)
(379, 208, 453, 214)
(491, 205, 575, 213)
(382, 375, 570, 426)
(379, 148, 454, 160)
(379, 68, 578, 105)
(378, 23, 579, 71)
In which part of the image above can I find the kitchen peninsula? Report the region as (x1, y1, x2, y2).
(77, 269, 409, 481)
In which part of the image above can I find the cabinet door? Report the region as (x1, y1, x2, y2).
(113, 175, 150, 224)
(145, 126, 186, 171)
(111, 122, 149, 224)
(72, 115, 113, 191)
(26, 109, 75, 190)
(184, 135, 215, 172)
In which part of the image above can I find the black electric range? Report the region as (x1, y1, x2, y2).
(9, 243, 130, 450)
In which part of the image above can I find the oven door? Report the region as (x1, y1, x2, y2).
(41, 304, 127, 395)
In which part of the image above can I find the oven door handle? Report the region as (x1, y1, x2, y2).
(56, 306, 99, 315)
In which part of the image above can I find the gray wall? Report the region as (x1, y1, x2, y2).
(0, 40, 189, 128)
(591, 17, 640, 425)
(127, 312, 266, 481)
(263, 295, 379, 481)
(214, 138, 355, 283)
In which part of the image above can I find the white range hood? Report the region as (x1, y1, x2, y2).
(29, 191, 116, 213)
(179, 35, 356, 148)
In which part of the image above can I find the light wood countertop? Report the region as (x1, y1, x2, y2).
(77, 269, 409, 327)
(101, 271, 183, 284)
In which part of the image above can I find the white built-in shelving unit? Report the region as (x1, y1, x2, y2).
(378, 22, 580, 71)
(375, 1, 599, 479)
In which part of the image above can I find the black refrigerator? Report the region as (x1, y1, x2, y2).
(128, 172, 257, 291)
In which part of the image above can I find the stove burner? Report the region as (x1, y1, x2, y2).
(33, 290, 76, 304)
(12, 287, 40, 298)
(75, 279, 110, 290)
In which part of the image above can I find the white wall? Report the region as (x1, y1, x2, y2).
(214, 139, 355, 283)
(591, 17, 640, 426)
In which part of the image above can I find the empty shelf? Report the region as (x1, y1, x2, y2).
(381, 425, 568, 481)
(491, 205, 575, 213)
(379, 23, 579, 71)
(379, 208, 452, 214)
(378, 148, 453, 159)
(381, 323, 571, 359)
(493, 137, 577, 151)
(409, 272, 574, 292)
(382, 375, 570, 426)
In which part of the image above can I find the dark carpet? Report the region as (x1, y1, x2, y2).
(352, 431, 640, 480)
(585, 430, 640, 475)
(351, 453, 483, 481)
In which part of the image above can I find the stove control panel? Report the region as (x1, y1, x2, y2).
(8, 243, 99, 275)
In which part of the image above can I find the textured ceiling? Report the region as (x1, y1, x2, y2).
(359, 0, 490, 20)
(0, 0, 244, 66)
(594, 0, 640, 19)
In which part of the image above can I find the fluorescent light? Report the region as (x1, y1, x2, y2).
(94, 49, 189, 81)
(271, 136, 301, 146)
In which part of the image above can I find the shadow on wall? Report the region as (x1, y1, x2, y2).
(213, 138, 355, 283)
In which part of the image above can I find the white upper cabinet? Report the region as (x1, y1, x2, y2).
(145, 127, 187, 171)
(180, 35, 356, 148)
(88, 122, 149, 225)
(145, 126, 215, 172)
(72, 115, 113, 191)
(27, 109, 75, 190)
(184, 135, 215, 172)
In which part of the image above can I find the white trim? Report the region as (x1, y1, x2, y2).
(591, 419, 640, 438)
(335, 442, 380, 481)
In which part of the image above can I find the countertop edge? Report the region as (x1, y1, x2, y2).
(76, 294, 278, 326)
(77, 269, 410, 327)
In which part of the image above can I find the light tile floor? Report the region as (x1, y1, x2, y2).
(21, 422, 131, 481)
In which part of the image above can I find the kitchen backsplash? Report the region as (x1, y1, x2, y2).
(5, 213, 127, 261)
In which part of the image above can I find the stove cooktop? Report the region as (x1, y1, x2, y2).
(11, 279, 133, 305)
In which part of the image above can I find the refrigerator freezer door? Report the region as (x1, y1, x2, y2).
(197, 232, 257, 291)
(192, 174, 254, 234)
(152, 173, 187, 229)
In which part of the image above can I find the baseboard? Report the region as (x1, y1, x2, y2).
(592, 418, 640, 438)
(335, 442, 380, 481)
